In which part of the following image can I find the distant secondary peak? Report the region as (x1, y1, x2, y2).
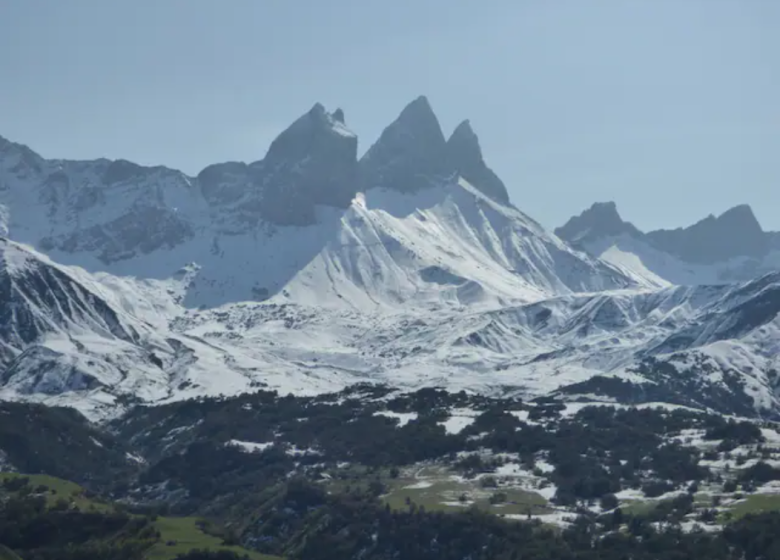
(646, 203, 768, 264)
(451, 118, 474, 135)
(448, 120, 480, 157)
(585, 201, 622, 221)
(332, 108, 345, 124)
(445, 119, 509, 204)
(556, 201, 642, 246)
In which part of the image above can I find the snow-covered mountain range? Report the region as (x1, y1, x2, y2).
(1, 96, 779, 421)
(556, 201, 780, 287)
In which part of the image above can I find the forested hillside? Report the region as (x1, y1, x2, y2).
(5, 388, 780, 558)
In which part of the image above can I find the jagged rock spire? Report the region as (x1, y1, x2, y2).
(258, 103, 359, 225)
(359, 95, 449, 193)
(446, 119, 509, 204)
(359, 97, 512, 204)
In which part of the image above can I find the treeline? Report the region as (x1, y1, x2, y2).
(117, 388, 766, 510)
(2, 386, 769, 513)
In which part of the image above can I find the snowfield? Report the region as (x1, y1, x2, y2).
(1, 223, 780, 422)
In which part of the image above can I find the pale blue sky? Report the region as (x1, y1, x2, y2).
(1, 0, 778, 231)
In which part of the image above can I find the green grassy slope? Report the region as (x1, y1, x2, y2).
(0, 472, 281, 560)
(0, 544, 23, 560)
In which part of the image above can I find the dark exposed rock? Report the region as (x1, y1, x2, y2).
(555, 201, 642, 248)
(446, 119, 509, 204)
(359, 95, 449, 194)
(359, 96, 513, 205)
(102, 159, 148, 185)
(647, 204, 769, 264)
(256, 103, 358, 225)
(0, 238, 138, 354)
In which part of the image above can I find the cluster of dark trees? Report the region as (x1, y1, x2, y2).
(0, 490, 156, 560)
(0, 402, 134, 491)
(112, 387, 774, 513)
(140, 441, 297, 505)
(738, 462, 780, 486)
(239, 478, 780, 560)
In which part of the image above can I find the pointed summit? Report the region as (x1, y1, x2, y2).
(581, 202, 625, 225)
(265, 102, 357, 165)
(396, 95, 438, 126)
(359, 95, 448, 193)
(718, 204, 762, 233)
(556, 201, 642, 247)
(446, 119, 509, 204)
(308, 102, 326, 116)
(449, 120, 478, 149)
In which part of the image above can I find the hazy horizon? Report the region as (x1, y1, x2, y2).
(1, 0, 778, 232)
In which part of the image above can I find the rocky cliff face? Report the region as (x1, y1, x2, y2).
(198, 103, 359, 228)
(359, 96, 451, 194)
(445, 119, 509, 204)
